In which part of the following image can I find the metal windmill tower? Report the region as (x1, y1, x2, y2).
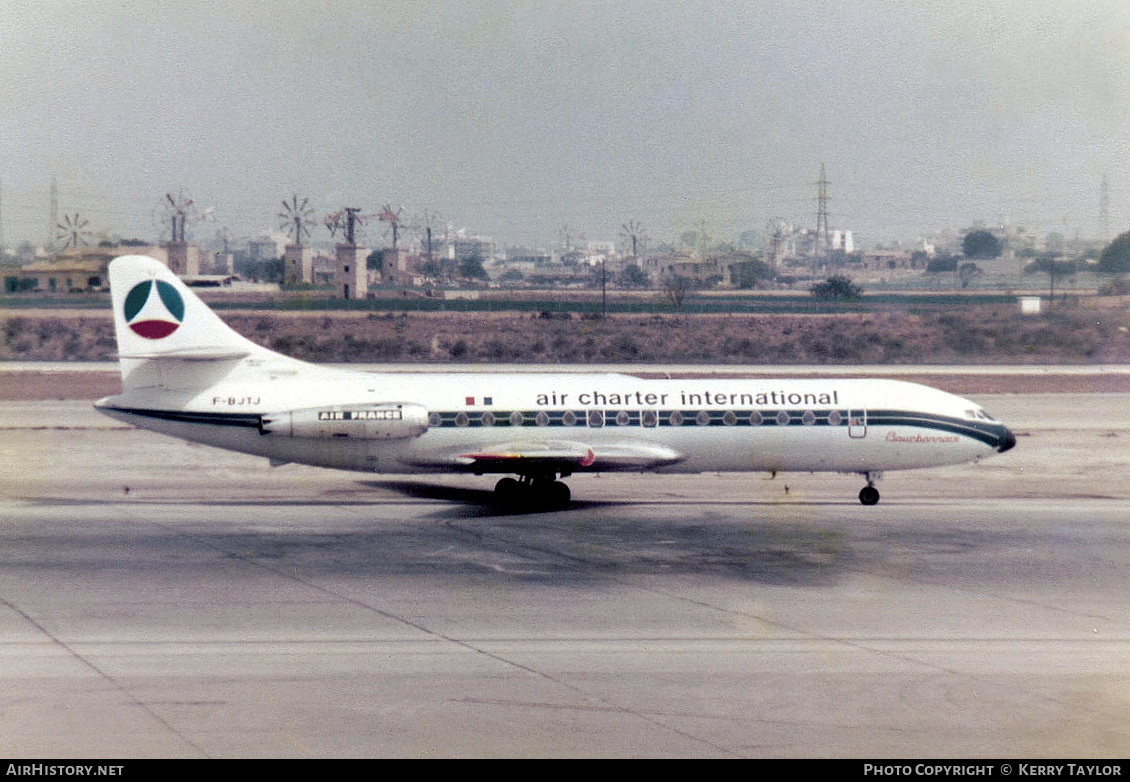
(56, 212, 92, 249)
(324, 208, 365, 245)
(414, 209, 444, 269)
(620, 219, 644, 260)
(378, 204, 404, 249)
(278, 194, 315, 246)
(324, 210, 343, 240)
(165, 190, 196, 243)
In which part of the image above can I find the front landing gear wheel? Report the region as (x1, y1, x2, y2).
(858, 485, 880, 506)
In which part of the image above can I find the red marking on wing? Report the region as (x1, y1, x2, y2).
(459, 452, 521, 461)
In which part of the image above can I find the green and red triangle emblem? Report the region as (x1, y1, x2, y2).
(124, 280, 185, 339)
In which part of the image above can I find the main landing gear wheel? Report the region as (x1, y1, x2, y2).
(494, 477, 522, 503)
(858, 485, 880, 506)
(494, 476, 571, 508)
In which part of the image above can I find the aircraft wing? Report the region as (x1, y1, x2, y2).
(411, 439, 684, 473)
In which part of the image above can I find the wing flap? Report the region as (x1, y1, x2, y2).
(411, 440, 684, 473)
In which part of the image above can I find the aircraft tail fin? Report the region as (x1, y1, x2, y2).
(107, 255, 301, 390)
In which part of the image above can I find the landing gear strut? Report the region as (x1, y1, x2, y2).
(494, 474, 571, 508)
(858, 472, 881, 505)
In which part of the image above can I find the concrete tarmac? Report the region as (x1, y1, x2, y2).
(1, 394, 1129, 757)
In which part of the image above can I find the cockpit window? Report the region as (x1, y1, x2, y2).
(966, 408, 998, 422)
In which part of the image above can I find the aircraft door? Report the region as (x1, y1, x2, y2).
(848, 409, 867, 439)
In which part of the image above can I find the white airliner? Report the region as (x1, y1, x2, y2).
(95, 255, 1015, 506)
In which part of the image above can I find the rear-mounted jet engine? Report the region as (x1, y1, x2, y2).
(259, 403, 429, 440)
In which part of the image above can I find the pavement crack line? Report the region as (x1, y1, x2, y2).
(445, 516, 1130, 734)
(183, 518, 747, 759)
(0, 594, 211, 758)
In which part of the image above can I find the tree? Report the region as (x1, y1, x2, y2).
(1025, 254, 1076, 299)
(1099, 231, 1130, 274)
(958, 262, 983, 289)
(366, 250, 383, 272)
(662, 275, 693, 311)
(418, 259, 442, 278)
(962, 230, 1003, 260)
(925, 254, 958, 273)
(810, 274, 862, 300)
(618, 263, 650, 289)
(729, 257, 773, 289)
(1023, 254, 1076, 277)
(459, 252, 488, 280)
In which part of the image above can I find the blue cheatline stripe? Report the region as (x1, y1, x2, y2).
(103, 405, 1009, 448)
(866, 411, 1006, 448)
(428, 408, 1008, 447)
(100, 406, 262, 428)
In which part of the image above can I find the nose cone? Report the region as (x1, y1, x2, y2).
(997, 426, 1017, 453)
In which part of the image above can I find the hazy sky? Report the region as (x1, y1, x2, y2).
(3, 0, 1128, 250)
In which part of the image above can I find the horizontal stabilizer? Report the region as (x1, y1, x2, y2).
(117, 347, 251, 361)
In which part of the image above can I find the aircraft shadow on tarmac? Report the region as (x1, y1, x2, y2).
(361, 479, 619, 517)
(20, 488, 869, 586)
(361, 479, 862, 516)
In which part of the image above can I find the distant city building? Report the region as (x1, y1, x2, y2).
(248, 234, 285, 262)
(452, 235, 494, 261)
(506, 252, 552, 266)
(213, 251, 235, 275)
(11, 258, 107, 293)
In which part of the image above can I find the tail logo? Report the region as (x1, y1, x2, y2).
(123, 280, 185, 339)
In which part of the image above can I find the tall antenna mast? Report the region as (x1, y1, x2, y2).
(816, 163, 831, 254)
(813, 163, 832, 278)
